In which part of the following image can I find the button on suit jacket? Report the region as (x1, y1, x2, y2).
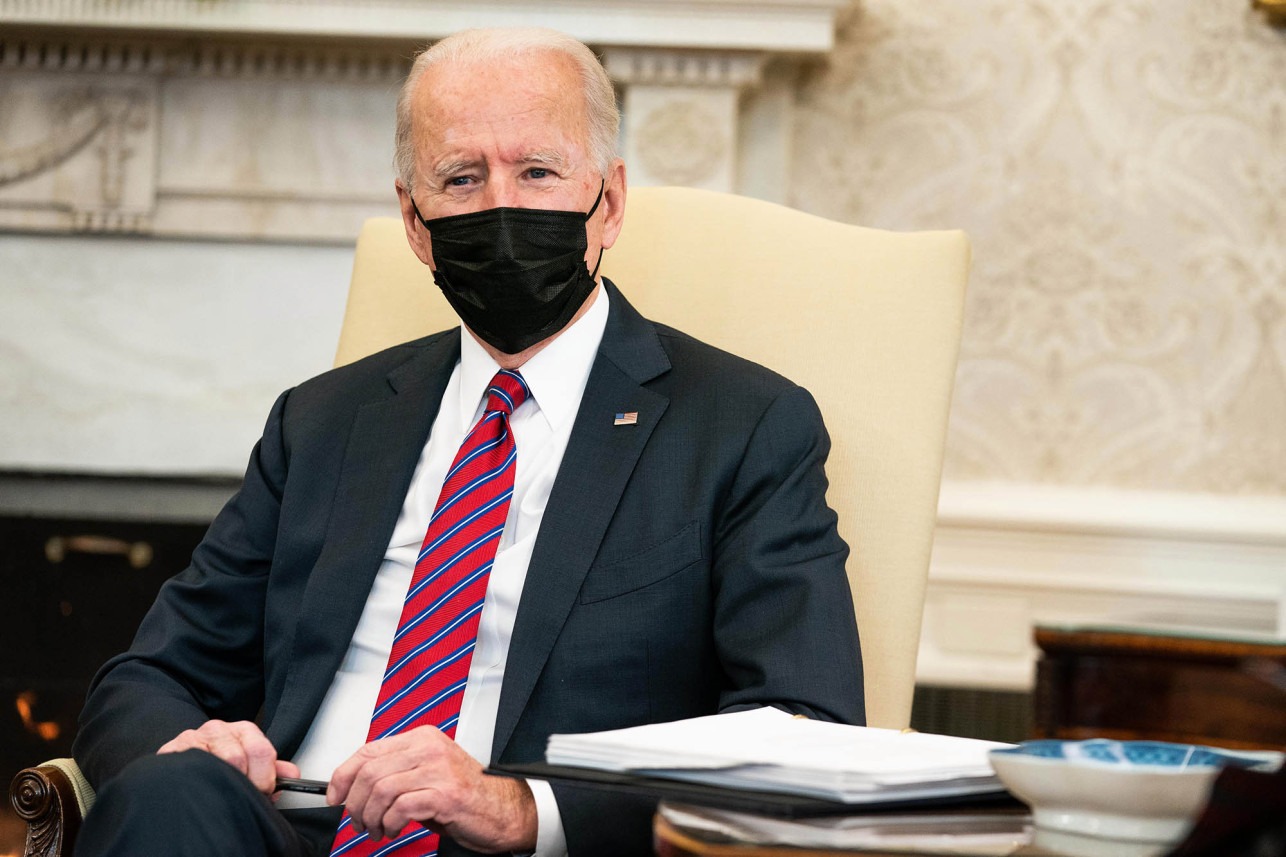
(74, 280, 865, 856)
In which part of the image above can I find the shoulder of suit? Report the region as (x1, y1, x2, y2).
(282, 329, 455, 411)
(646, 319, 800, 401)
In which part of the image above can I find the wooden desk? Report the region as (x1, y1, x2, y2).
(1033, 625, 1286, 750)
(653, 807, 1033, 857)
(652, 804, 1170, 856)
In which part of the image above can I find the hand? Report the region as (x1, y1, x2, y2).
(157, 719, 300, 797)
(328, 725, 537, 853)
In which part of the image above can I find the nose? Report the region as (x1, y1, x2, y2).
(483, 175, 522, 210)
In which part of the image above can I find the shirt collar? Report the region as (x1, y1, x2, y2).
(456, 282, 609, 433)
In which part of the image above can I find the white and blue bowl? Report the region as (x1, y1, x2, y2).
(989, 739, 1282, 845)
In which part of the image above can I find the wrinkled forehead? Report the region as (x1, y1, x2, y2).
(411, 51, 590, 161)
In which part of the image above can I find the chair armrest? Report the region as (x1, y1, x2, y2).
(9, 758, 94, 857)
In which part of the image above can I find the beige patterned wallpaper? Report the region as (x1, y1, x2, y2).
(791, 0, 1286, 494)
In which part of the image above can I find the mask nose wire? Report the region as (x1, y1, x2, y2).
(412, 180, 602, 227)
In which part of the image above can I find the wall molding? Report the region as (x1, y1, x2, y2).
(0, 473, 239, 523)
(918, 481, 1286, 691)
(0, 0, 850, 52)
(938, 482, 1286, 546)
(604, 48, 766, 88)
(0, 33, 411, 82)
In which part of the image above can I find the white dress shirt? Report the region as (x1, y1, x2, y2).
(281, 283, 609, 857)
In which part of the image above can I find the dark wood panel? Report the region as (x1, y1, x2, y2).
(1034, 626, 1286, 750)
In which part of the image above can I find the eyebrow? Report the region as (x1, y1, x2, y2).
(432, 159, 483, 181)
(430, 150, 570, 183)
(517, 150, 569, 169)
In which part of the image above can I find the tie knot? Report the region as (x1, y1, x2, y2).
(485, 369, 529, 416)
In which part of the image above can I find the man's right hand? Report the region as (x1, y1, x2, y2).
(157, 720, 300, 796)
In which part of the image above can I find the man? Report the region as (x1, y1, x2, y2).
(72, 27, 863, 857)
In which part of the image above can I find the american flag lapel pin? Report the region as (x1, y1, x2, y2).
(614, 412, 638, 426)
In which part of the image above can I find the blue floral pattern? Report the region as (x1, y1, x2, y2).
(992, 739, 1266, 770)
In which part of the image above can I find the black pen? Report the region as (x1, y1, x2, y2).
(275, 776, 329, 795)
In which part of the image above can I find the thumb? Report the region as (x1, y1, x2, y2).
(275, 759, 302, 779)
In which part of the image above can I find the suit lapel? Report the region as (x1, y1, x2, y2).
(270, 332, 461, 755)
(492, 281, 671, 759)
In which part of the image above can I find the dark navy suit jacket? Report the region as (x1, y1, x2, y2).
(74, 280, 865, 855)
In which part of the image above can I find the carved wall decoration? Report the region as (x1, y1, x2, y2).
(0, 33, 411, 241)
(606, 48, 765, 194)
(792, 0, 1286, 495)
(636, 100, 728, 187)
(0, 75, 158, 233)
(0, 90, 106, 187)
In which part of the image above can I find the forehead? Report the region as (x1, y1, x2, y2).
(412, 52, 588, 161)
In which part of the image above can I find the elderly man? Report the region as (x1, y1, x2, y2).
(72, 27, 863, 857)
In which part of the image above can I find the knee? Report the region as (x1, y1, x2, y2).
(96, 749, 251, 812)
(78, 751, 275, 857)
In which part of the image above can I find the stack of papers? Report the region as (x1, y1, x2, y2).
(545, 707, 1012, 804)
(660, 804, 1028, 853)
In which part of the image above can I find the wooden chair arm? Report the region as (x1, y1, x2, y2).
(9, 764, 83, 857)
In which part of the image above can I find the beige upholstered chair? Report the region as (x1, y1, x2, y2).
(337, 185, 971, 731)
(10, 187, 968, 857)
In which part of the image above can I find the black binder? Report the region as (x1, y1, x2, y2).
(485, 762, 1020, 819)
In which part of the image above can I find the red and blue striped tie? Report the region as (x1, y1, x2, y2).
(330, 368, 530, 857)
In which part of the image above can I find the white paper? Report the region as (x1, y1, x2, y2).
(545, 707, 1014, 804)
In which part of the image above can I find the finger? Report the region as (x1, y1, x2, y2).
(361, 768, 431, 841)
(344, 731, 445, 833)
(195, 719, 229, 739)
(331, 740, 395, 822)
(157, 730, 204, 755)
(270, 759, 300, 803)
(228, 722, 278, 794)
(382, 784, 444, 843)
(191, 719, 234, 761)
(328, 742, 377, 808)
(349, 750, 422, 836)
(203, 728, 251, 778)
(329, 730, 419, 808)
(275, 759, 301, 781)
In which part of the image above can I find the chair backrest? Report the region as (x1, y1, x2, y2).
(335, 186, 970, 729)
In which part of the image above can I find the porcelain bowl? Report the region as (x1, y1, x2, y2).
(989, 739, 1282, 845)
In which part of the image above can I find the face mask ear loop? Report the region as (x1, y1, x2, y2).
(584, 180, 605, 221)
(584, 179, 607, 280)
(410, 195, 432, 230)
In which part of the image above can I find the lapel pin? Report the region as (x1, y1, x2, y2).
(614, 412, 638, 426)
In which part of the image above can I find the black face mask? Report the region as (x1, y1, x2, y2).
(412, 183, 604, 354)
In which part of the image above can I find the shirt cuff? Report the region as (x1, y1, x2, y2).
(527, 777, 567, 857)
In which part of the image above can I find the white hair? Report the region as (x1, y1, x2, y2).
(394, 27, 620, 193)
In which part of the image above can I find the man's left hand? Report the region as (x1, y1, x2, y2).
(327, 725, 537, 853)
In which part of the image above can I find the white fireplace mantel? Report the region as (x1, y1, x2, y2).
(0, 0, 845, 241)
(0, 0, 849, 53)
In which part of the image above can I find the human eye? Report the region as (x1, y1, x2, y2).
(446, 175, 473, 187)
(526, 167, 552, 180)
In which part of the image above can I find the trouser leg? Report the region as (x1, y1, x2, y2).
(75, 750, 335, 857)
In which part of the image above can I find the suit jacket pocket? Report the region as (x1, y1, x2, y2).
(578, 521, 704, 604)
